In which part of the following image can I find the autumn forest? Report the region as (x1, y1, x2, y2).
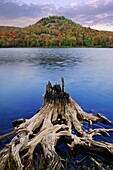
(0, 16, 113, 48)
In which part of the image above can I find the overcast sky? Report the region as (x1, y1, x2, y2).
(0, 0, 113, 31)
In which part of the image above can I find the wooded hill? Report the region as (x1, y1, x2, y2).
(0, 16, 113, 48)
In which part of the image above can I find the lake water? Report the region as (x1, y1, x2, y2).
(0, 48, 113, 139)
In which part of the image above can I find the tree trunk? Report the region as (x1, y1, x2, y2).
(0, 78, 113, 170)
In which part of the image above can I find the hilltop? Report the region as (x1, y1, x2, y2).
(0, 16, 113, 47)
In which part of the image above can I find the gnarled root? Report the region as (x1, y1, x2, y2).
(0, 79, 113, 169)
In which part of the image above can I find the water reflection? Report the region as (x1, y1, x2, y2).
(29, 54, 82, 69)
(0, 48, 83, 69)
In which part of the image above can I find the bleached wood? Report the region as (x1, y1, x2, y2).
(0, 79, 113, 169)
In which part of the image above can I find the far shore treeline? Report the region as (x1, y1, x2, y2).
(0, 16, 113, 48)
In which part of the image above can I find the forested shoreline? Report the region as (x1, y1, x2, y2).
(0, 16, 113, 48)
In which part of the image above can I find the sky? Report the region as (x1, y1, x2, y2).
(0, 0, 113, 31)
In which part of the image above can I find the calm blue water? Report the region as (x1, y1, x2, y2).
(0, 48, 113, 138)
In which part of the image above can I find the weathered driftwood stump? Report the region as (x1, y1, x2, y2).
(1, 78, 113, 170)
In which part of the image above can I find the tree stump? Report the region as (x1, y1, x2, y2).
(0, 78, 113, 170)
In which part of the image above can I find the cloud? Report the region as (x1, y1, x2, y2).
(0, 16, 39, 27)
(0, 0, 113, 31)
(0, 0, 55, 19)
(55, 0, 113, 30)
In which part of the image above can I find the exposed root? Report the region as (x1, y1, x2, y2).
(0, 78, 113, 169)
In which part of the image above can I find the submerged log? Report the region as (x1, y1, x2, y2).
(0, 78, 113, 170)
